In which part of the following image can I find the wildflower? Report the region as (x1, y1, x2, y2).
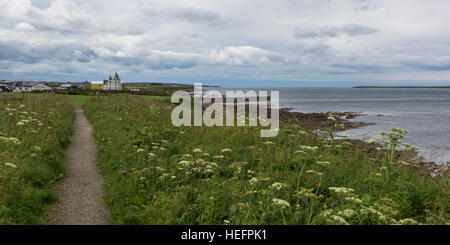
(345, 196, 363, 204)
(264, 141, 275, 145)
(4, 163, 17, 168)
(178, 160, 191, 166)
(213, 155, 224, 159)
(221, 148, 232, 153)
(329, 187, 354, 194)
(121, 170, 128, 175)
(316, 161, 330, 166)
(392, 127, 408, 134)
(272, 198, 291, 209)
(338, 209, 358, 218)
(397, 218, 419, 225)
(305, 170, 324, 176)
(296, 188, 319, 199)
(17, 121, 25, 126)
(398, 161, 410, 166)
(182, 154, 193, 158)
(330, 215, 349, 225)
(136, 149, 145, 153)
(328, 116, 336, 121)
(33, 146, 41, 151)
(159, 147, 166, 151)
(148, 153, 156, 158)
(299, 145, 319, 152)
(269, 182, 284, 191)
(223, 220, 230, 225)
(203, 153, 210, 157)
(249, 177, 258, 185)
(298, 130, 307, 135)
(193, 148, 203, 153)
(366, 138, 379, 144)
(295, 150, 307, 154)
(0, 136, 21, 145)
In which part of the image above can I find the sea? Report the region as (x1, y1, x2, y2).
(212, 87, 450, 163)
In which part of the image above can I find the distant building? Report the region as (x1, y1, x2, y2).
(59, 84, 85, 90)
(91, 72, 126, 91)
(13, 83, 52, 92)
(91, 81, 104, 90)
(14, 82, 36, 92)
(103, 72, 126, 91)
(31, 84, 52, 91)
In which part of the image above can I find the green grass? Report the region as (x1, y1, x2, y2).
(140, 95, 171, 102)
(83, 94, 449, 225)
(66, 95, 92, 106)
(0, 94, 74, 224)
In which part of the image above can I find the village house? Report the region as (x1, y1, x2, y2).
(91, 72, 126, 91)
(13, 82, 52, 92)
(58, 84, 85, 90)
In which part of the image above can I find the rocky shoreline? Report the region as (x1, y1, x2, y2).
(280, 107, 449, 176)
(280, 108, 374, 131)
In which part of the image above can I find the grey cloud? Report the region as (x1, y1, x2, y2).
(294, 24, 378, 39)
(169, 7, 223, 24)
(141, 6, 224, 26)
(340, 24, 378, 36)
(330, 64, 391, 73)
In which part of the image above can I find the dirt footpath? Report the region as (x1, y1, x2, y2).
(51, 106, 109, 225)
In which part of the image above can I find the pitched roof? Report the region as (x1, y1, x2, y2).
(113, 72, 120, 80)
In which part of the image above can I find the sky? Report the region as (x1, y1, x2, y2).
(1, 0, 450, 87)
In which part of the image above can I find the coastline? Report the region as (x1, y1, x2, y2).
(280, 107, 449, 175)
(280, 108, 374, 131)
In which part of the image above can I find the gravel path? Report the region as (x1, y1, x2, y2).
(51, 106, 109, 225)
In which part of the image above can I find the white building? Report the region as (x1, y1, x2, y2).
(31, 84, 52, 91)
(103, 72, 126, 91)
(14, 83, 52, 92)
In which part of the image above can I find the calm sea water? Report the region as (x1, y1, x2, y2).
(214, 87, 450, 163)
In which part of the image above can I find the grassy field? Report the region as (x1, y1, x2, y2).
(83, 94, 449, 225)
(141, 95, 171, 102)
(66, 95, 92, 106)
(0, 94, 73, 224)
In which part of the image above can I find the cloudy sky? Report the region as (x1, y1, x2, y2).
(1, 0, 450, 87)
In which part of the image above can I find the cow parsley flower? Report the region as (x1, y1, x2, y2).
(272, 198, 291, 209)
(299, 145, 319, 152)
(269, 182, 284, 191)
(221, 148, 232, 153)
(249, 177, 258, 185)
(4, 162, 17, 168)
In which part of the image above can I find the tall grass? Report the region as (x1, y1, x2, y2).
(83, 94, 449, 225)
(0, 94, 73, 224)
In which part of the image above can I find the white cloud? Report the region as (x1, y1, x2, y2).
(15, 22, 36, 32)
